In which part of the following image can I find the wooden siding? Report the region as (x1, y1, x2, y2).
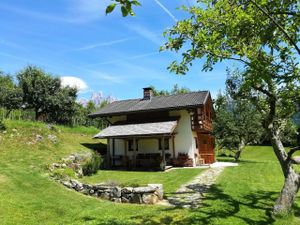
(190, 98, 213, 132)
(197, 133, 215, 164)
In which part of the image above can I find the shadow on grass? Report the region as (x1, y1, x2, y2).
(217, 157, 264, 164)
(129, 185, 283, 225)
(81, 142, 107, 154)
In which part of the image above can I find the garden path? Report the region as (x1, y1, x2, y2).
(166, 164, 234, 208)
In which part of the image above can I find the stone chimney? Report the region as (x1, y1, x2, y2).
(143, 87, 153, 100)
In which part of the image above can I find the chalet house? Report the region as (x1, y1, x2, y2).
(90, 87, 215, 170)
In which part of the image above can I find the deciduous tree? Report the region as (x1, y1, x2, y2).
(17, 66, 77, 123)
(0, 72, 22, 118)
(214, 91, 263, 161)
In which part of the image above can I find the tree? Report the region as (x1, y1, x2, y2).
(164, 1, 300, 215)
(17, 65, 77, 123)
(106, 0, 300, 215)
(45, 86, 77, 125)
(150, 84, 190, 96)
(214, 91, 263, 161)
(17, 66, 60, 120)
(0, 72, 22, 118)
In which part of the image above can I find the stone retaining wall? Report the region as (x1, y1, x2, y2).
(49, 152, 164, 204)
(60, 179, 163, 204)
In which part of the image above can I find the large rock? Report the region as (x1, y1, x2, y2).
(142, 193, 159, 204)
(133, 186, 156, 193)
(62, 181, 72, 188)
(121, 187, 133, 194)
(121, 192, 134, 203)
(121, 196, 131, 203)
(148, 184, 163, 200)
(111, 187, 121, 198)
(131, 193, 143, 203)
(100, 192, 111, 200)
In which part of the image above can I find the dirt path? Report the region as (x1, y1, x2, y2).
(167, 167, 224, 208)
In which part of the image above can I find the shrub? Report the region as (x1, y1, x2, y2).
(0, 120, 6, 131)
(82, 152, 103, 176)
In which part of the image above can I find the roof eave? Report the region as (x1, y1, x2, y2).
(89, 104, 203, 118)
(94, 133, 176, 139)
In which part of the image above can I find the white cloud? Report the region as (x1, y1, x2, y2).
(60, 76, 88, 91)
(153, 0, 178, 22)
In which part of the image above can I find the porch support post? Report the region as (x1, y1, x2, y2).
(161, 136, 166, 171)
(107, 138, 111, 168)
(172, 135, 176, 158)
(124, 139, 127, 168)
(112, 138, 115, 167)
(133, 138, 137, 169)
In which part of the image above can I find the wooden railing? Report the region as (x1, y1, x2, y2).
(190, 108, 213, 132)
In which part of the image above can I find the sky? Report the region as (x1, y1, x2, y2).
(0, 0, 234, 101)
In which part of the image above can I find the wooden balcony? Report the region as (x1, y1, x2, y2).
(190, 109, 213, 132)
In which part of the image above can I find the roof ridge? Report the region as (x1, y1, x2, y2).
(112, 90, 209, 103)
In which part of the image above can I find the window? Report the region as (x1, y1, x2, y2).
(128, 139, 138, 151)
(194, 137, 198, 149)
(158, 138, 169, 150)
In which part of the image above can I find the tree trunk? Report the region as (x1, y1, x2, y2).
(269, 129, 300, 215)
(234, 139, 245, 162)
(273, 168, 300, 215)
(35, 108, 40, 121)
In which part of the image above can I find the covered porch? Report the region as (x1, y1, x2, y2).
(94, 121, 178, 171)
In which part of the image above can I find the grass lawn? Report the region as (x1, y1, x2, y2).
(80, 168, 203, 197)
(0, 119, 300, 224)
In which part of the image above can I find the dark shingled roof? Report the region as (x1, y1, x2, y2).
(89, 91, 210, 117)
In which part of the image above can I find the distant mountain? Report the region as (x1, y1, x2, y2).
(78, 91, 117, 107)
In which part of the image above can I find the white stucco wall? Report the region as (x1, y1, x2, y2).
(170, 110, 196, 166)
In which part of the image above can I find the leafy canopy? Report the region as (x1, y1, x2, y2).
(17, 65, 77, 123)
(0, 72, 22, 115)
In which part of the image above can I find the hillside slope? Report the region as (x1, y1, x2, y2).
(0, 120, 183, 225)
(0, 120, 299, 225)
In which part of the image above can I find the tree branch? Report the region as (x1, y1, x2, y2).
(288, 146, 300, 159)
(201, 50, 251, 66)
(249, 0, 300, 55)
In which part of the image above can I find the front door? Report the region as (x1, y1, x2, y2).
(197, 133, 215, 164)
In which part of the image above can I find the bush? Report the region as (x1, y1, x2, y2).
(82, 152, 103, 176)
(0, 120, 6, 131)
